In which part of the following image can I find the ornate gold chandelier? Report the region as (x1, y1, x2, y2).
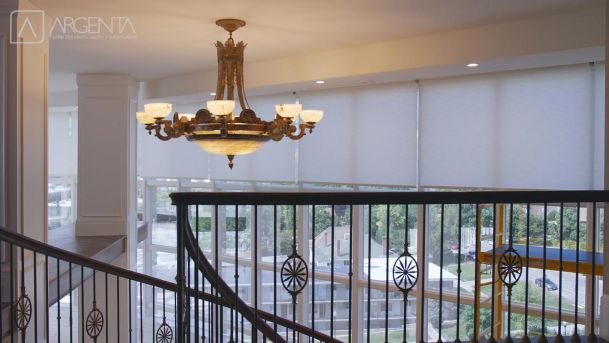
(136, 19, 324, 169)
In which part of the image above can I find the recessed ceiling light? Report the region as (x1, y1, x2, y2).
(467, 63, 479, 68)
(315, 80, 325, 84)
(210, 92, 216, 96)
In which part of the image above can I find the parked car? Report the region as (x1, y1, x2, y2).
(535, 277, 558, 291)
(466, 251, 476, 261)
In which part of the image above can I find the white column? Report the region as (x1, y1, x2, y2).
(1, 4, 49, 341)
(0, 0, 49, 242)
(75, 74, 138, 248)
(75, 74, 138, 342)
(600, 2, 609, 340)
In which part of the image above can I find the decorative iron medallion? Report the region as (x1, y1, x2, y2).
(499, 247, 523, 287)
(86, 305, 104, 341)
(392, 252, 418, 293)
(14, 293, 32, 331)
(281, 253, 308, 295)
(156, 322, 174, 343)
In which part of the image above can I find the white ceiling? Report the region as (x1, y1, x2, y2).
(33, 0, 603, 93)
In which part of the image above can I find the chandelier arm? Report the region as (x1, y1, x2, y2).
(286, 124, 308, 141)
(150, 123, 173, 141)
(215, 42, 226, 100)
(265, 119, 288, 141)
(236, 53, 249, 110)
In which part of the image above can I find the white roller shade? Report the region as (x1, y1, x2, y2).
(420, 76, 498, 188)
(138, 63, 603, 189)
(49, 111, 77, 176)
(421, 64, 601, 190)
(299, 83, 417, 185)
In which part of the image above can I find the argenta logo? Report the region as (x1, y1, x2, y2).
(10, 10, 45, 44)
(10, 10, 137, 44)
(50, 16, 137, 40)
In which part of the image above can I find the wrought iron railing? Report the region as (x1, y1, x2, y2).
(0, 190, 607, 343)
(171, 190, 607, 343)
(0, 225, 333, 343)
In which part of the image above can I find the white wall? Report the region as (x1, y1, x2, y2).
(137, 63, 604, 190)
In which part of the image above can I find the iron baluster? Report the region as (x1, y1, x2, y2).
(195, 205, 200, 343)
(419, 205, 426, 343)
(35, 251, 39, 342)
(438, 204, 444, 343)
(557, 204, 564, 343)
(17, 245, 31, 342)
(106, 272, 109, 343)
(312, 205, 316, 341)
(331, 205, 335, 339)
(156, 288, 174, 343)
(385, 204, 390, 343)
(254, 205, 258, 343)
(540, 203, 548, 343)
(187, 250, 191, 343)
(0, 242, 2, 343)
(573, 202, 581, 342)
(405, 204, 411, 343)
(46, 254, 49, 342)
(0, 241, 3, 342)
(140, 282, 143, 343)
(273, 205, 278, 342)
(214, 204, 220, 343)
(367, 205, 372, 343)
(348, 205, 354, 343)
(82, 265, 85, 343)
(86, 270, 104, 343)
(231, 205, 239, 343)
(499, 204, 523, 343)
(489, 204, 496, 343)
(292, 205, 296, 343)
(10, 243, 13, 343)
(117, 275, 121, 343)
(456, 204, 462, 343)
(70, 261, 73, 343)
(177, 204, 186, 343)
(589, 202, 597, 342)
(57, 257, 61, 342)
(472, 204, 479, 343)
(129, 279, 132, 343)
(153, 286, 156, 341)
(523, 203, 531, 343)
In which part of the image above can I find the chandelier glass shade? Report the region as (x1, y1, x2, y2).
(137, 18, 324, 169)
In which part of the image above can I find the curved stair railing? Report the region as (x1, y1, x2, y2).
(182, 220, 340, 343)
(0, 225, 338, 343)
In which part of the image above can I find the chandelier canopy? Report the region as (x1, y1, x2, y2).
(137, 19, 324, 169)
